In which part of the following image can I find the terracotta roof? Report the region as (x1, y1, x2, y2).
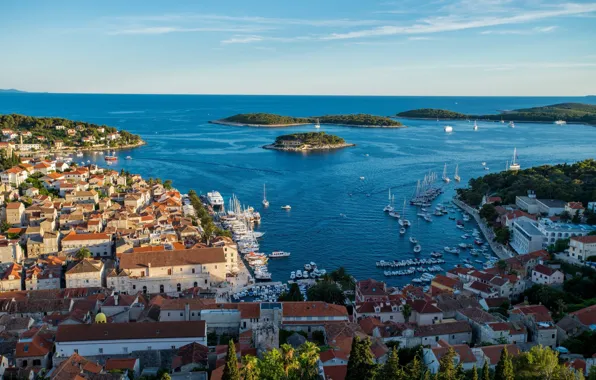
(566, 202, 584, 210)
(15, 329, 54, 358)
(356, 279, 387, 297)
(282, 302, 348, 318)
(511, 305, 554, 324)
(320, 349, 349, 363)
(66, 259, 103, 275)
(119, 248, 226, 269)
(468, 281, 495, 294)
(570, 304, 596, 326)
(51, 353, 102, 380)
(62, 232, 110, 241)
(323, 365, 348, 380)
(480, 344, 521, 365)
(408, 299, 442, 314)
(56, 321, 206, 342)
(171, 342, 209, 369)
(414, 321, 472, 337)
(102, 294, 137, 307)
(159, 298, 217, 311)
(432, 275, 460, 289)
(533, 264, 559, 277)
(571, 235, 596, 244)
(458, 307, 499, 324)
(483, 297, 509, 309)
(105, 358, 138, 371)
(432, 344, 476, 363)
(6, 202, 23, 210)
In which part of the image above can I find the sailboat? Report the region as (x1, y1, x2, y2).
(314, 118, 321, 129)
(509, 121, 515, 128)
(384, 189, 394, 212)
(442, 163, 450, 183)
(454, 164, 461, 182)
(473, 120, 478, 131)
(509, 147, 521, 171)
(401, 199, 411, 227)
(262, 184, 269, 208)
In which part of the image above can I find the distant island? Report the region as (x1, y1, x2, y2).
(0, 89, 28, 93)
(211, 113, 403, 128)
(263, 132, 354, 151)
(397, 103, 596, 125)
(0, 113, 145, 152)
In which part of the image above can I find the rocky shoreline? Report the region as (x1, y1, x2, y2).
(210, 120, 405, 128)
(262, 143, 355, 152)
(23, 140, 147, 156)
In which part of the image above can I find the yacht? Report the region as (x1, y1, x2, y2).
(295, 271, 303, 279)
(281, 205, 291, 210)
(509, 147, 521, 171)
(424, 214, 433, 222)
(389, 211, 400, 219)
(314, 118, 321, 129)
(269, 251, 290, 258)
(473, 120, 478, 131)
(484, 166, 490, 171)
(413, 244, 422, 253)
(359, 176, 365, 180)
(125, 156, 132, 160)
(290, 271, 296, 280)
(481, 162, 486, 166)
(304, 263, 312, 271)
(454, 164, 461, 182)
(509, 121, 515, 128)
(442, 163, 450, 183)
(399, 227, 406, 235)
(444, 125, 453, 133)
(262, 184, 269, 208)
(105, 155, 118, 162)
(302, 271, 309, 278)
(76, 151, 83, 157)
(207, 191, 225, 207)
(98, 151, 104, 155)
(384, 189, 394, 212)
(554, 120, 566, 125)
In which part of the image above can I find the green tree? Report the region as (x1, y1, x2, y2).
(472, 365, 479, 380)
(296, 341, 320, 380)
(436, 347, 457, 380)
(75, 247, 91, 260)
(560, 210, 572, 222)
(494, 347, 514, 380)
(515, 345, 560, 380)
(258, 348, 285, 380)
(407, 354, 424, 380)
(346, 337, 377, 380)
(278, 282, 304, 302)
(588, 366, 596, 380)
(222, 339, 240, 380)
(164, 179, 173, 190)
(159, 374, 171, 380)
(482, 360, 491, 380)
(480, 204, 498, 222)
(572, 210, 581, 224)
(381, 349, 405, 380)
(242, 355, 260, 380)
(279, 344, 298, 378)
(0, 221, 11, 233)
(403, 303, 413, 323)
(306, 279, 345, 305)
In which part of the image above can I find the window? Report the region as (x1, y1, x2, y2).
(177, 283, 181, 292)
(552, 334, 555, 339)
(132, 285, 136, 290)
(99, 348, 103, 354)
(192, 268, 195, 274)
(180, 268, 183, 271)
(148, 346, 152, 350)
(168, 312, 171, 316)
(180, 312, 183, 316)
(123, 347, 128, 353)
(74, 349, 79, 354)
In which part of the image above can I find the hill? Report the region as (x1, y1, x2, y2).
(397, 103, 596, 125)
(0, 89, 27, 93)
(264, 132, 354, 151)
(212, 113, 403, 128)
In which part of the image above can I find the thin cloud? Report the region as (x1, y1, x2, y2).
(221, 35, 264, 44)
(480, 25, 558, 35)
(408, 36, 434, 40)
(387, 61, 596, 71)
(322, 3, 596, 40)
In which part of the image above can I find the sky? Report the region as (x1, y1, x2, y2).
(1, 0, 595, 96)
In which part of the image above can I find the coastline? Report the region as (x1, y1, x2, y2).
(210, 120, 405, 129)
(397, 116, 593, 126)
(27, 140, 148, 155)
(262, 143, 355, 152)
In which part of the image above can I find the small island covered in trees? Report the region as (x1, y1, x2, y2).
(211, 113, 403, 128)
(263, 132, 354, 152)
(397, 103, 596, 125)
(0, 113, 145, 152)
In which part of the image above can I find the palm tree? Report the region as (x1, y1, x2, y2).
(279, 344, 298, 378)
(75, 247, 91, 260)
(297, 342, 320, 380)
(402, 304, 412, 323)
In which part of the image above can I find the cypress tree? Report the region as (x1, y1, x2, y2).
(436, 347, 457, 380)
(408, 354, 424, 380)
(222, 339, 240, 380)
(472, 365, 479, 380)
(382, 348, 404, 380)
(346, 337, 377, 380)
(482, 360, 491, 380)
(494, 348, 514, 380)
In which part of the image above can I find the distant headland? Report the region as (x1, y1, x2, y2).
(397, 103, 596, 125)
(263, 132, 354, 152)
(210, 113, 403, 128)
(0, 88, 28, 93)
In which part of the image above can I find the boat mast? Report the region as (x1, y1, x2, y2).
(512, 147, 517, 165)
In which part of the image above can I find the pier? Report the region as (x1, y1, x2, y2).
(452, 197, 512, 260)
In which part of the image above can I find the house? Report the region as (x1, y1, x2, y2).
(50, 352, 111, 380)
(455, 307, 499, 344)
(531, 264, 564, 285)
(481, 196, 502, 206)
(5, 202, 26, 226)
(106, 132, 120, 141)
(510, 305, 557, 348)
(484, 322, 527, 344)
(431, 275, 462, 294)
(100, 293, 140, 322)
(0, 238, 24, 263)
(464, 281, 498, 299)
(536, 199, 567, 216)
(106, 357, 141, 378)
(108, 247, 227, 294)
(565, 202, 585, 216)
(354, 300, 404, 322)
(407, 299, 443, 325)
(55, 321, 207, 358)
(65, 259, 105, 289)
(0, 263, 23, 291)
(516, 192, 539, 214)
(323, 365, 347, 380)
(171, 342, 209, 373)
(475, 344, 521, 369)
(423, 340, 477, 374)
(356, 279, 389, 302)
(282, 302, 349, 325)
(15, 326, 54, 370)
(415, 321, 473, 347)
(61, 231, 113, 257)
(65, 190, 99, 205)
(319, 349, 349, 367)
(537, 219, 596, 247)
(501, 210, 537, 228)
(568, 235, 596, 262)
(1, 167, 28, 186)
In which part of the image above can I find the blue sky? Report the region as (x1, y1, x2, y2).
(1, 0, 595, 95)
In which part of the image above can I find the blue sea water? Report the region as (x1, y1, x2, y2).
(1, 93, 596, 285)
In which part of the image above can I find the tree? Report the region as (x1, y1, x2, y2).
(560, 211, 572, 222)
(279, 344, 298, 378)
(482, 360, 491, 380)
(306, 279, 345, 305)
(296, 341, 320, 380)
(572, 210, 581, 224)
(346, 336, 377, 380)
(472, 365, 479, 380)
(278, 283, 304, 302)
(202, 222, 215, 245)
(436, 347, 457, 380)
(588, 366, 596, 380)
(407, 353, 424, 380)
(0, 221, 11, 233)
(222, 339, 240, 380)
(494, 347, 514, 380)
(242, 355, 260, 380)
(514, 345, 560, 380)
(163, 179, 173, 190)
(480, 204, 498, 222)
(75, 247, 91, 260)
(494, 228, 511, 245)
(496, 260, 508, 272)
(381, 349, 405, 380)
(258, 348, 285, 380)
(403, 303, 413, 323)
(159, 374, 171, 380)
(548, 238, 570, 254)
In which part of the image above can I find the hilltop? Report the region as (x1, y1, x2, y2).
(397, 103, 596, 125)
(211, 113, 403, 128)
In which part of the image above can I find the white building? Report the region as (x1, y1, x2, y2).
(515, 192, 539, 214)
(1, 167, 28, 186)
(510, 219, 544, 254)
(536, 199, 567, 217)
(61, 232, 113, 257)
(55, 321, 207, 358)
(0, 239, 23, 263)
(531, 264, 564, 285)
(65, 259, 105, 288)
(537, 219, 596, 247)
(568, 235, 596, 262)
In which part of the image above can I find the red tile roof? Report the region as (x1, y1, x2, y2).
(320, 349, 349, 363)
(61, 231, 110, 241)
(282, 302, 348, 318)
(533, 264, 559, 277)
(480, 345, 521, 365)
(571, 235, 596, 244)
(119, 248, 226, 269)
(323, 365, 348, 380)
(105, 358, 138, 371)
(570, 304, 596, 326)
(408, 299, 442, 314)
(56, 321, 206, 342)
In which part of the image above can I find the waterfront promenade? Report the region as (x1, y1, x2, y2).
(452, 198, 512, 260)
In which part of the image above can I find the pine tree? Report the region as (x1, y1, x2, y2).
(382, 348, 405, 380)
(472, 365, 479, 380)
(436, 347, 457, 380)
(482, 360, 491, 380)
(423, 369, 432, 380)
(222, 339, 240, 380)
(346, 337, 377, 380)
(494, 348, 514, 380)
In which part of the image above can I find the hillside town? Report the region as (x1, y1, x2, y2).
(0, 151, 595, 380)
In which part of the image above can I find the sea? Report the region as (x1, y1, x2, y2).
(1, 93, 596, 286)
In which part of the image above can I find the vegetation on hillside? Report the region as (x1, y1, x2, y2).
(397, 103, 596, 125)
(274, 132, 346, 146)
(457, 159, 596, 208)
(0, 113, 143, 147)
(220, 113, 402, 127)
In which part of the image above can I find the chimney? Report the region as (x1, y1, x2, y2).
(114, 294, 119, 306)
(185, 303, 190, 321)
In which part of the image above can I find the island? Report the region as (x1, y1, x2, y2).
(0, 113, 145, 153)
(262, 132, 354, 151)
(396, 103, 596, 125)
(210, 113, 403, 128)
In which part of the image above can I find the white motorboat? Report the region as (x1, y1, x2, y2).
(359, 176, 365, 180)
(281, 205, 291, 210)
(302, 270, 309, 278)
(269, 251, 290, 258)
(384, 189, 394, 212)
(207, 191, 225, 207)
(409, 237, 418, 244)
(304, 263, 312, 271)
(473, 120, 478, 131)
(295, 271, 303, 279)
(413, 244, 422, 253)
(509, 121, 515, 128)
(290, 271, 296, 280)
(484, 167, 490, 171)
(481, 162, 486, 166)
(76, 151, 83, 157)
(389, 211, 400, 219)
(403, 219, 411, 228)
(310, 261, 317, 269)
(399, 227, 406, 235)
(444, 125, 453, 133)
(314, 118, 321, 129)
(98, 151, 104, 155)
(424, 215, 433, 222)
(554, 120, 566, 125)
(262, 184, 269, 208)
(126, 156, 132, 160)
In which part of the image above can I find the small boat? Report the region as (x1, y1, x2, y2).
(126, 156, 132, 160)
(484, 167, 490, 171)
(314, 118, 321, 129)
(444, 125, 453, 133)
(359, 176, 365, 180)
(269, 251, 290, 258)
(424, 215, 433, 222)
(76, 151, 83, 157)
(481, 162, 486, 166)
(409, 237, 418, 244)
(384, 189, 394, 212)
(304, 263, 312, 271)
(281, 205, 291, 210)
(509, 121, 515, 128)
(554, 120, 566, 125)
(389, 211, 400, 219)
(302, 271, 309, 279)
(105, 155, 118, 161)
(473, 120, 478, 131)
(262, 184, 269, 208)
(509, 147, 521, 171)
(399, 227, 406, 235)
(413, 244, 422, 253)
(442, 163, 450, 183)
(430, 251, 443, 258)
(98, 151, 104, 155)
(290, 271, 296, 280)
(454, 164, 461, 182)
(295, 271, 303, 279)
(412, 278, 423, 284)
